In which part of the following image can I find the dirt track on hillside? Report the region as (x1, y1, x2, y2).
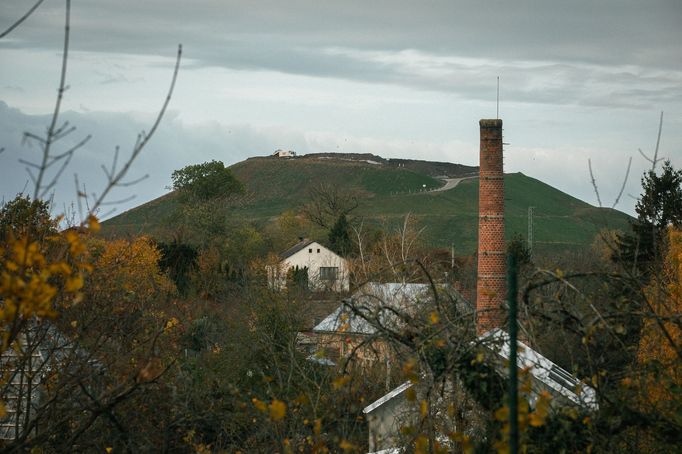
(433, 175, 477, 192)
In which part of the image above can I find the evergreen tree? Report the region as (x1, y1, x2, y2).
(158, 239, 198, 295)
(288, 265, 308, 290)
(328, 214, 352, 256)
(616, 160, 682, 276)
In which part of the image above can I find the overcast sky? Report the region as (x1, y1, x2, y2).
(1, 0, 681, 221)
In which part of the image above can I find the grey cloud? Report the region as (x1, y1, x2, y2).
(2, 1, 680, 70)
(3, 1, 679, 222)
(95, 70, 133, 85)
(0, 101, 307, 219)
(1, 0, 680, 111)
(2, 85, 24, 93)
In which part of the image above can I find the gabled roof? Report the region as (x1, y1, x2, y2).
(279, 238, 316, 260)
(313, 282, 471, 335)
(361, 328, 598, 419)
(313, 283, 433, 334)
(363, 380, 413, 414)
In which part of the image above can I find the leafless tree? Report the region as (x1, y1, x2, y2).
(302, 183, 359, 229)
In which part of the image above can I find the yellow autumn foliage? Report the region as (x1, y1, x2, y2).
(252, 398, 287, 422)
(637, 227, 682, 413)
(493, 372, 553, 453)
(87, 236, 175, 310)
(268, 399, 287, 421)
(0, 218, 94, 350)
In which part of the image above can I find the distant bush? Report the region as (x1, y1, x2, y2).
(171, 160, 244, 202)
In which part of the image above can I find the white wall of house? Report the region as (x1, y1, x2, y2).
(364, 382, 416, 453)
(269, 241, 349, 292)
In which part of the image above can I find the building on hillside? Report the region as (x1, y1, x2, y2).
(267, 239, 349, 292)
(271, 149, 297, 158)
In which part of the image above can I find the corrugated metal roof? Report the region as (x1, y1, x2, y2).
(313, 283, 437, 335)
(313, 282, 471, 335)
(481, 328, 598, 410)
(361, 328, 598, 419)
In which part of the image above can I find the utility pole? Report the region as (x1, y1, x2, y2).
(508, 254, 519, 454)
(451, 242, 455, 271)
(527, 206, 534, 254)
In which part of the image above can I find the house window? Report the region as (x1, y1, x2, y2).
(319, 267, 338, 281)
(309, 248, 312, 253)
(317, 248, 320, 253)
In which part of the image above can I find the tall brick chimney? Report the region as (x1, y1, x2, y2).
(477, 119, 506, 335)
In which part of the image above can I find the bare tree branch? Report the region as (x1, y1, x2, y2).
(588, 158, 602, 207)
(302, 183, 359, 228)
(0, 0, 46, 39)
(32, 0, 72, 200)
(89, 44, 182, 214)
(638, 111, 665, 172)
(612, 156, 632, 209)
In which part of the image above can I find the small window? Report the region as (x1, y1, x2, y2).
(309, 248, 312, 253)
(319, 267, 338, 281)
(317, 248, 320, 253)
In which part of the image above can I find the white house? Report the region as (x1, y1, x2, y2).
(271, 149, 297, 158)
(268, 239, 349, 292)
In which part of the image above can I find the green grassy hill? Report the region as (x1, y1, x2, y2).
(103, 154, 632, 254)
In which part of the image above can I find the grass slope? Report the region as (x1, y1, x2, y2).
(103, 155, 632, 254)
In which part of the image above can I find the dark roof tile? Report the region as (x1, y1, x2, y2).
(279, 239, 316, 260)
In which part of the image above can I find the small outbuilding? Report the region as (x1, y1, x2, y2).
(271, 149, 297, 158)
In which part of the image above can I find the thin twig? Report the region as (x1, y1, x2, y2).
(612, 156, 632, 209)
(90, 44, 182, 214)
(98, 195, 137, 206)
(588, 158, 602, 207)
(32, 0, 71, 200)
(22, 132, 47, 145)
(116, 174, 149, 188)
(40, 151, 74, 197)
(652, 110, 663, 172)
(0, 0, 46, 39)
(74, 174, 84, 219)
(637, 111, 665, 172)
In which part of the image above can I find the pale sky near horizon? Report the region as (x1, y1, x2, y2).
(1, 0, 681, 220)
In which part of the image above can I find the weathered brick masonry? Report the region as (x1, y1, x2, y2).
(477, 119, 506, 334)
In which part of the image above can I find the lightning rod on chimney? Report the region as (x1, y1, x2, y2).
(496, 76, 500, 119)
